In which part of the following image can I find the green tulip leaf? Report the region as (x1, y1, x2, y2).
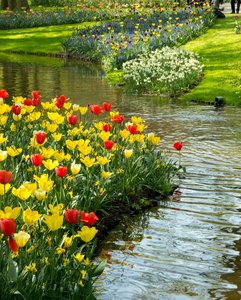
(92, 259, 107, 277)
(10, 259, 18, 282)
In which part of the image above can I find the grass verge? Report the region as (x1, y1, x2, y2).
(180, 14, 241, 105)
(0, 21, 97, 54)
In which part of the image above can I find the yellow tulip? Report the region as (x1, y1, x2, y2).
(0, 206, 21, 219)
(14, 231, 30, 247)
(46, 123, 58, 133)
(40, 147, 56, 159)
(23, 209, 42, 225)
(124, 149, 133, 158)
(120, 129, 130, 139)
(0, 133, 8, 144)
(80, 156, 95, 168)
(13, 114, 22, 121)
(12, 186, 31, 200)
(42, 159, 59, 171)
(0, 115, 8, 125)
(131, 116, 144, 124)
(63, 235, 73, 248)
(52, 133, 63, 141)
(23, 182, 37, 194)
(28, 112, 41, 121)
(48, 204, 64, 215)
(7, 146, 22, 157)
(147, 133, 160, 146)
(137, 123, 147, 133)
(0, 150, 7, 161)
(64, 102, 72, 110)
(96, 156, 111, 166)
(41, 102, 51, 110)
(35, 188, 46, 200)
(71, 163, 81, 175)
(72, 104, 79, 111)
(66, 140, 78, 151)
(79, 145, 92, 156)
(102, 170, 113, 179)
(73, 253, 85, 263)
(79, 107, 88, 115)
(44, 214, 63, 231)
(76, 226, 98, 243)
(54, 152, 65, 163)
(34, 174, 54, 192)
(97, 131, 112, 141)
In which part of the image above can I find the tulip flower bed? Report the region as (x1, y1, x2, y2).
(62, 4, 215, 71)
(0, 89, 178, 299)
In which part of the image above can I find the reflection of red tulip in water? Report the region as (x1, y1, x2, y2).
(104, 140, 114, 150)
(0, 170, 12, 184)
(172, 141, 183, 151)
(81, 211, 99, 226)
(35, 132, 46, 144)
(172, 190, 182, 202)
(102, 102, 112, 112)
(11, 105, 21, 115)
(128, 124, 140, 134)
(111, 114, 124, 124)
(102, 124, 112, 132)
(65, 209, 79, 224)
(31, 154, 43, 166)
(55, 166, 67, 177)
(89, 104, 102, 115)
(0, 218, 15, 236)
(68, 115, 78, 125)
(0, 89, 9, 98)
(9, 236, 19, 252)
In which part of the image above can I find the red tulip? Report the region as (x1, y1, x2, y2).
(55, 95, 67, 109)
(32, 91, 41, 99)
(35, 132, 46, 144)
(111, 114, 124, 124)
(0, 218, 15, 236)
(102, 102, 112, 112)
(32, 98, 40, 106)
(68, 115, 78, 125)
(9, 237, 19, 253)
(55, 166, 67, 177)
(0, 170, 12, 184)
(104, 140, 114, 150)
(89, 104, 102, 115)
(81, 211, 99, 226)
(172, 141, 183, 151)
(128, 124, 140, 134)
(0, 89, 9, 98)
(65, 209, 79, 224)
(102, 124, 112, 132)
(24, 98, 32, 106)
(31, 154, 43, 166)
(32, 91, 41, 106)
(11, 105, 21, 115)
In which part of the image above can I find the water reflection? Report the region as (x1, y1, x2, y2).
(1, 53, 241, 299)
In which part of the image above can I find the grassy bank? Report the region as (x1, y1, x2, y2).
(0, 22, 97, 54)
(180, 14, 241, 105)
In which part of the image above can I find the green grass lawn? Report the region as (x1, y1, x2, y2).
(0, 21, 97, 54)
(180, 14, 241, 105)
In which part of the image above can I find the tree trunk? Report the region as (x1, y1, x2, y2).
(1, 0, 29, 10)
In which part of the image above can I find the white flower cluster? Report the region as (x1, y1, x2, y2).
(123, 46, 204, 96)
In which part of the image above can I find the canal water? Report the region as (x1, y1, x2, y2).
(1, 53, 241, 300)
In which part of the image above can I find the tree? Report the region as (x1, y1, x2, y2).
(1, 0, 29, 10)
